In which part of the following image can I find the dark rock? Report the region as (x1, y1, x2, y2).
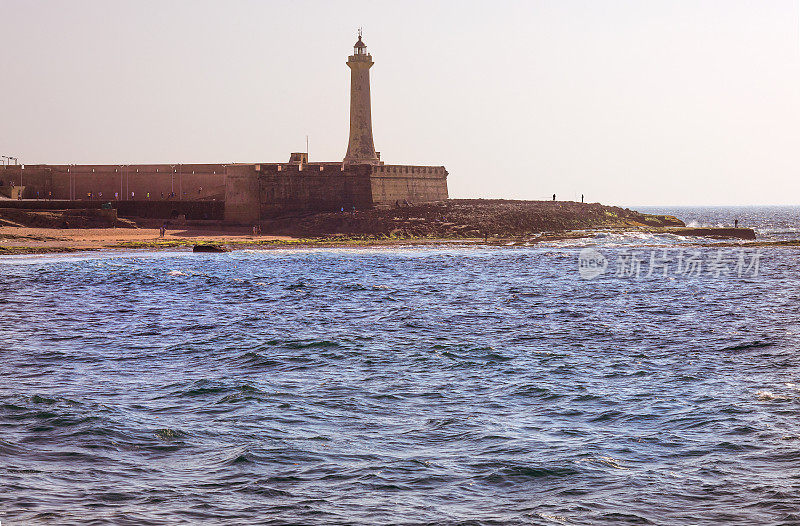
(193, 244, 229, 253)
(670, 227, 756, 240)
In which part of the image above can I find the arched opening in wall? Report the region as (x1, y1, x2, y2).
(170, 209, 180, 219)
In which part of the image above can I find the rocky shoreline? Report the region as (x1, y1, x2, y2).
(0, 199, 768, 255)
(264, 199, 686, 238)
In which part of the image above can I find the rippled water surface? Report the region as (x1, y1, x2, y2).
(2, 215, 800, 524)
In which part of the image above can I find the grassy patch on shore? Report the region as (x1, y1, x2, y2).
(0, 245, 100, 255)
(112, 240, 194, 249)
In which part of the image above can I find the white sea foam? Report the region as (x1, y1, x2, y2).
(544, 231, 688, 249)
(537, 513, 570, 524)
(0, 250, 192, 265)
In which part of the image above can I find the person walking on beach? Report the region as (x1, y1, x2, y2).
(159, 223, 166, 238)
(734, 219, 738, 228)
(581, 194, 584, 203)
(552, 194, 556, 201)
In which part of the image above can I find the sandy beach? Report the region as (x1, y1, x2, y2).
(0, 225, 297, 254)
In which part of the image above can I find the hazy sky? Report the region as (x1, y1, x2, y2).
(2, 0, 798, 205)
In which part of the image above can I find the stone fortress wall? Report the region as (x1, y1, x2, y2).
(371, 165, 449, 205)
(223, 161, 447, 223)
(2, 160, 448, 224)
(2, 163, 226, 201)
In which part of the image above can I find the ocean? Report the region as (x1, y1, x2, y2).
(1, 206, 799, 525)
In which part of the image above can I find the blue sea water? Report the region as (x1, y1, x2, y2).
(1, 206, 800, 525)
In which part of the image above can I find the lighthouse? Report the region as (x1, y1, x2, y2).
(343, 31, 380, 166)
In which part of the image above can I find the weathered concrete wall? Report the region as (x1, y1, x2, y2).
(370, 165, 448, 205)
